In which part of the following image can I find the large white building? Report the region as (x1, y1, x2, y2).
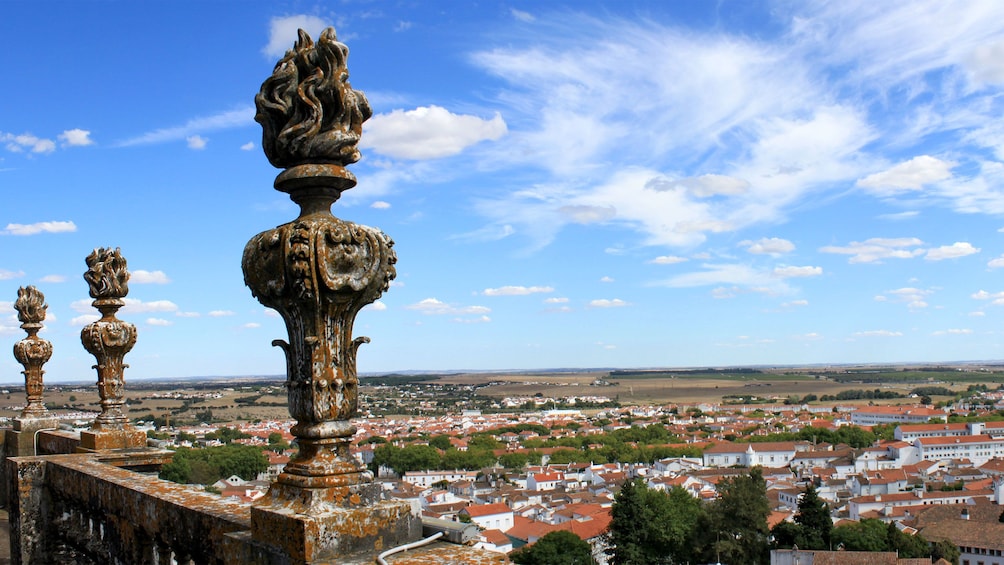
(702, 441, 808, 468)
(850, 406, 946, 426)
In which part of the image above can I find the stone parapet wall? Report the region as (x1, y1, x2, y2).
(8, 452, 250, 564)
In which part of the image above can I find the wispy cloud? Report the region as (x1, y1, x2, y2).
(131, 270, 171, 284)
(483, 285, 554, 296)
(116, 107, 253, 147)
(263, 15, 330, 58)
(0, 270, 24, 280)
(924, 242, 979, 261)
(2, 132, 55, 154)
(588, 298, 629, 308)
(819, 237, 925, 264)
(405, 298, 490, 316)
(741, 237, 795, 256)
(2, 221, 76, 236)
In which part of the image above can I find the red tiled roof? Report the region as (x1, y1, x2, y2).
(463, 503, 512, 518)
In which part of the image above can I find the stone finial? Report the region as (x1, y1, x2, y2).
(80, 247, 137, 430)
(14, 285, 47, 326)
(13, 286, 52, 418)
(84, 247, 130, 301)
(255, 27, 372, 170)
(245, 27, 396, 492)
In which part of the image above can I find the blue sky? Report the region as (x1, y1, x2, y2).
(5, 1, 1004, 382)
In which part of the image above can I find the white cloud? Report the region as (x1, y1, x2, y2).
(3, 221, 77, 236)
(146, 318, 172, 327)
(883, 287, 934, 310)
(453, 315, 491, 324)
(2, 132, 55, 154)
(0, 269, 25, 280)
(121, 299, 178, 314)
(588, 298, 629, 308)
(599, 276, 615, 283)
(395, 21, 413, 32)
(819, 237, 925, 264)
(649, 255, 688, 265)
(854, 330, 903, 338)
(990, 255, 1004, 269)
(39, 275, 66, 283)
(741, 237, 795, 256)
(924, 242, 980, 261)
(933, 328, 973, 336)
(773, 265, 822, 278)
(363, 106, 507, 160)
(263, 15, 330, 58)
(243, 322, 261, 329)
(366, 301, 388, 311)
(264, 308, 280, 317)
(176, 312, 200, 318)
(971, 311, 986, 317)
(117, 107, 253, 147)
(405, 298, 491, 316)
(657, 263, 792, 295)
(782, 299, 809, 307)
(878, 210, 920, 220)
(857, 155, 955, 194)
(131, 270, 171, 284)
(187, 135, 208, 150)
(208, 310, 236, 317)
(58, 129, 94, 147)
(240, 142, 255, 151)
(71, 298, 177, 316)
(483, 285, 554, 296)
(371, 201, 391, 209)
(70, 314, 100, 326)
(511, 8, 535, 22)
(544, 297, 569, 304)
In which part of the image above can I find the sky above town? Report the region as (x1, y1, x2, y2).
(5, 1, 1004, 382)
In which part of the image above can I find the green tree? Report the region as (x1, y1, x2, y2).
(930, 538, 960, 565)
(428, 434, 453, 451)
(608, 480, 703, 565)
(159, 444, 268, 485)
(510, 530, 596, 565)
(794, 484, 831, 549)
(703, 468, 770, 565)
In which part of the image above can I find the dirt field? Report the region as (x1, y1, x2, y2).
(436, 371, 973, 406)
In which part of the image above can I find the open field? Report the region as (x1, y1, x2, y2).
(0, 365, 999, 423)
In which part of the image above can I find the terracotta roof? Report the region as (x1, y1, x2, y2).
(463, 503, 512, 518)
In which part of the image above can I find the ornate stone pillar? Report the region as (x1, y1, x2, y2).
(78, 247, 145, 451)
(6, 285, 60, 465)
(244, 28, 418, 562)
(13, 286, 53, 419)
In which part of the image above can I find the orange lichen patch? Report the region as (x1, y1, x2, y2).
(384, 543, 509, 565)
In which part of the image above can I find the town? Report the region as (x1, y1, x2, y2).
(4, 370, 1001, 564)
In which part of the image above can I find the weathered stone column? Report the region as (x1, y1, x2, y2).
(243, 27, 418, 563)
(13, 286, 54, 420)
(5, 286, 60, 455)
(78, 247, 145, 451)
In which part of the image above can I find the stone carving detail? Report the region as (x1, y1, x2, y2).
(245, 27, 395, 490)
(13, 286, 53, 418)
(80, 247, 137, 429)
(255, 27, 372, 170)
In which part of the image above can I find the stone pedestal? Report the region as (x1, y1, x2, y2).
(5, 417, 61, 457)
(249, 482, 421, 564)
(77, 426, 146, 452)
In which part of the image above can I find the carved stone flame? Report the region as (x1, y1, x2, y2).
(80, 247, 136, 429)
(13, 286, 52, 418)
(245, 27, 395, 493)
(255, 27, 372, 170)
